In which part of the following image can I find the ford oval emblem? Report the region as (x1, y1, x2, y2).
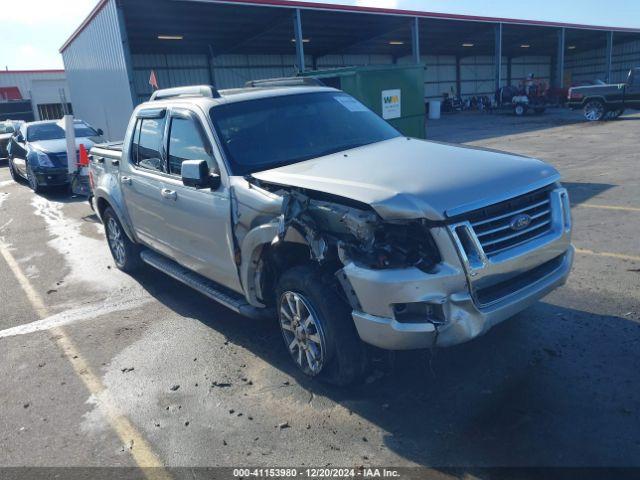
(510, 213, 532, 231)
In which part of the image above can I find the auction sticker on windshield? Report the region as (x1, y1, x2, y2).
(381, 89, 401, 119)
(335, 95, 368, 112)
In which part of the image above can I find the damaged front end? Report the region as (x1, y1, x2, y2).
(275, 189, 441, 273)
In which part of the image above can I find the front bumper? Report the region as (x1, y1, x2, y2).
(33, 168, 70, 186)
(345, 186, 573, 350)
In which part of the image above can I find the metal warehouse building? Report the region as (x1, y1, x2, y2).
(0, 70, 72, 121)
(60, 0, 640, 140)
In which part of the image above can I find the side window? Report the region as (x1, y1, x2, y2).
(167, 116, 214, 176)
(130, 119, 142, 164)
(133, 117, 166, 172)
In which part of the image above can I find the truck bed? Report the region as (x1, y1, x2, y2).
(91, 141, 123, 159)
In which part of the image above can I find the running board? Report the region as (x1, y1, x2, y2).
(139, 249, 270, 320)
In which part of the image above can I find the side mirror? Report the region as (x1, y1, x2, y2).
(181, 159, 221, 190)
(96, 128, 104, 136)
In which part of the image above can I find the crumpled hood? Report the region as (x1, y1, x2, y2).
(252, 137, 559, 221)
(31, 137, 98, 155)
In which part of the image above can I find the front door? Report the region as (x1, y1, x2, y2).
(10, 125, 28, 176)
(158, 108, 240, 291)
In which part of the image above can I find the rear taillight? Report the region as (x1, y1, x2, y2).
(568, 89, 583, 100)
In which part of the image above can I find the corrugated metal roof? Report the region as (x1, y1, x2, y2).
(60, 0, 640, 54)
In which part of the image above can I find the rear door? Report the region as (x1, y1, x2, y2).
(156, 107, 240, 290)
(119, 109, 172, 256)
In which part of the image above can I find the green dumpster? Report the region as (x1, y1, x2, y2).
(301, 65, 426, 139)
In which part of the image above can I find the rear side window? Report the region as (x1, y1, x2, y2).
(167, 117, 214, 176)
(131, 117, 165, 172)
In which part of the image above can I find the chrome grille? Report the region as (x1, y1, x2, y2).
(467, 186, 553, 256)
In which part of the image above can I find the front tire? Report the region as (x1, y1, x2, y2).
(584, 100, 605, 121)
(26, 164, 43, 193)
(606, 109, 624, 120)
(103, 207, 141, 273)
(276, 265, 367, 386)
(8, 157, 19, 182)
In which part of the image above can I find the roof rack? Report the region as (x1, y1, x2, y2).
(150, 85, 221, 101)
(244, 76, 325, 88)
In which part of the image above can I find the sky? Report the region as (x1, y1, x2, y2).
(1, 0, 639, 71)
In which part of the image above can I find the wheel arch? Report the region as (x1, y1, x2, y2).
(583, 96, 607, 106)
(94, 191, 137, 243)
(240, 222, 315, 308)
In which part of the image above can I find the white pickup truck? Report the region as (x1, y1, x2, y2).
(89, 83, 573, 385)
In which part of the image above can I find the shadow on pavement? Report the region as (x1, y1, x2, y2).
(129, 268, 640, 468)
(563, 182, 616, 206)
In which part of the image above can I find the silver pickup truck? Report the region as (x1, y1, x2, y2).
(89, 83, 573, 385)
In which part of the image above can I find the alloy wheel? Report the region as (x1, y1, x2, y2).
(584, 101, 604, 121)
(8, 159, 16, 180)
(278, 291, 326, 376)
(27, 165, 38, 191)
(106, 217, 126, 266)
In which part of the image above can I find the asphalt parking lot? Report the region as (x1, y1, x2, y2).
(1, 109, 639, 476)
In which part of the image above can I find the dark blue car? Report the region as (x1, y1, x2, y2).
(8, 119, 103, 192)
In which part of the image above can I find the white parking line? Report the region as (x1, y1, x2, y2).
(0, 294, 150, 339)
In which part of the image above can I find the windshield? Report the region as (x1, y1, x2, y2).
(27, 123, 65, 141)
(26, 122, 99, 141)
(210, 91, 401, 175)
(0, 123, 15, 134)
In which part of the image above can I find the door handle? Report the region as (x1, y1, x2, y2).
(160, 188, 177, 201)
(120, 176, 132, 185)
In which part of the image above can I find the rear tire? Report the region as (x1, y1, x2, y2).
(583, 100, 605, 121)
(514, 104, 527, 116)
(276, 265, 367, 386)
(103, 207, 141, 273)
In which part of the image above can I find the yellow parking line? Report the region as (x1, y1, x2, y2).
(575, 248, 640, 262)
(577, 204, 640, 213)
(0, 244, 171, 479)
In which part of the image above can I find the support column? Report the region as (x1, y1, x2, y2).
(207, 44, 215, 86)
(411, 17, 421, 64)
(494, 23, 503, 93)
(455, 56, 461, 96)
(293, 9, 305, 74)
(556, 28, 565, 88)
(605, 31, 614, 82)
(507, 56, 512, 86)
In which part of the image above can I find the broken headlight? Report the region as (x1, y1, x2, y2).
(342, 217, 441, 272)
